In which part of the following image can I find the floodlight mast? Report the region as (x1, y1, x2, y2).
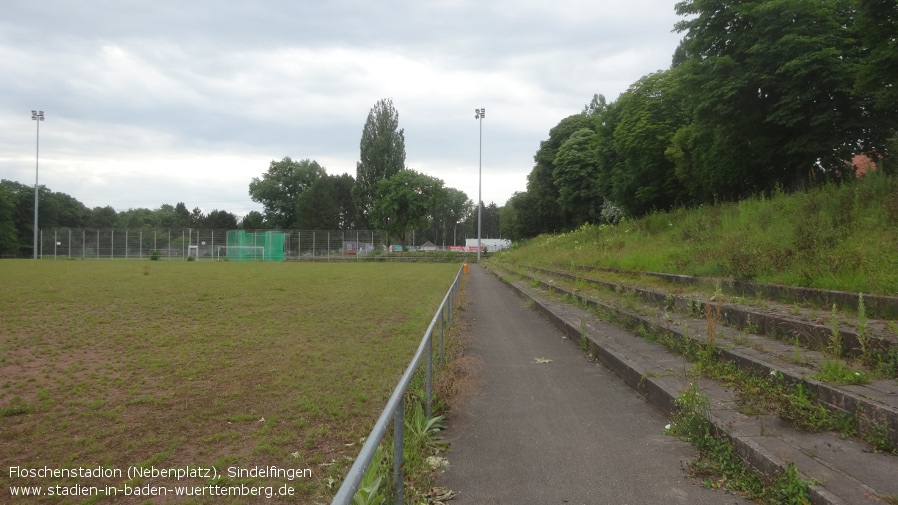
(474, 108, 484, 261)
(32, 110, 44, 260)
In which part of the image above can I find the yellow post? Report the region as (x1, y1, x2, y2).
(463, 262, 469, 274)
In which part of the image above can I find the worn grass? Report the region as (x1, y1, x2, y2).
(497, 171, 898, 295)
(0, 260, 459, 503)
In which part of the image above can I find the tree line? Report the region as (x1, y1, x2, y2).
(499, 0, 897, 241)
(246, 98, 500, 247)
(0, 180, 241, 256)
(0, 100, 503, 257)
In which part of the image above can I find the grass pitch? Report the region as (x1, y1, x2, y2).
(0, 260, 460, 503)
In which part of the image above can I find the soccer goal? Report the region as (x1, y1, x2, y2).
(215, 245, 266, 262)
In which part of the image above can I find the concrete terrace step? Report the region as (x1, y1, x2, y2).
(488, 266, 898, 505)
(534, 266, 898, 364)
(571, 264, 898, 320)
(524, 267, 898, 450)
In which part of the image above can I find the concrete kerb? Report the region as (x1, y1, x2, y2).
(488, 267, 890, 505)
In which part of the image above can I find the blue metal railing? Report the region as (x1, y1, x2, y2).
(331, 264, 464, 505)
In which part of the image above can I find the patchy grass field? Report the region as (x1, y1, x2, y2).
(0, 260, 460, 503)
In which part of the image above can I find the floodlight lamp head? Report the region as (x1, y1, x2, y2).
(32, 110, 44, 121)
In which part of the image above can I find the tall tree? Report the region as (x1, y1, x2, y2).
(249, 157, 325, 228)
(155, 204, 183, 228)
(206, 209, 239, 229)
(353, 99, 406, 228)
(0, 180, 96, 255)
(371, 169, 444, 245)
(527, 114, 596, 234)
(331, 173, 358, 230)
(610, 70, 688, 215)
(240, 211, 265, 230)
(0, 183, 19, 255)
(481, 202, 501, 239)
(190, 207, 205, 226)
(45, 192, 89, 228)
(431, 187, 472, 246)
(296, 173, 356, 230)
(89, 206, 118, 229)
(855, 0, 898, 162)
(673, 0, 871, 196)
(174, 202, 191, 226)
(553, 128, 603, 224)
(116, 208, 159, 228)
(499, 191, 538, 241)
(582, 93, 608, 116)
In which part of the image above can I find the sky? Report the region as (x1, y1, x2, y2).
(0, 0, 685, 220)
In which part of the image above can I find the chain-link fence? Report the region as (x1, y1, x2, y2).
(37, 229, 477, 261)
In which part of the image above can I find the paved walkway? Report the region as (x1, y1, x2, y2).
(439, 265, 749, 505)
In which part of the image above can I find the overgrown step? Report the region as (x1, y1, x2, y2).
(489, 266, 898, 505)
(569, 264, 898, 319)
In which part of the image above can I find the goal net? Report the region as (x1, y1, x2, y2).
(216, 245, 265, 262)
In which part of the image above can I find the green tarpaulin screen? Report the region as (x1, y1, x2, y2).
(226, 230, 285, 262)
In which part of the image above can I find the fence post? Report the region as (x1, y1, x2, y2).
(426, 333, 433, 419)
(393, 397, 405, 504)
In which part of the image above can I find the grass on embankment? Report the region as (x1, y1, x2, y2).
(497, 171, 898, 296)
(0, 260, 459, 503)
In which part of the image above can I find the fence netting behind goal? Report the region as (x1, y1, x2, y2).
(226, 230, 285, 262)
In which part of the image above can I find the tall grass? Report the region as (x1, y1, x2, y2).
(496, 171, 898, 295)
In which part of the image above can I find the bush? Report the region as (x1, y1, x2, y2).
(150, 250, 160, 261)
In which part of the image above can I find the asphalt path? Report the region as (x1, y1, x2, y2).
(439, 265, 750, 504)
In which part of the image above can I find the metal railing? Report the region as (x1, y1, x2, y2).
(331, 264, 465, 505)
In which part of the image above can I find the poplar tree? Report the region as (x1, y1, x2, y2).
(353, 98, 406, 228)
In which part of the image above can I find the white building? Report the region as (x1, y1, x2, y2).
(465, 238, 511, 252)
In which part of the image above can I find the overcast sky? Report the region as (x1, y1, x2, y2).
(0, 0, 684, 219)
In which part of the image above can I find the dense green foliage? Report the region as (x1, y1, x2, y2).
(249, 157, 326, 228)
(503, 0, 898, 241)
(296, 173, 357, 230)
(371, 169, 445, 245)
